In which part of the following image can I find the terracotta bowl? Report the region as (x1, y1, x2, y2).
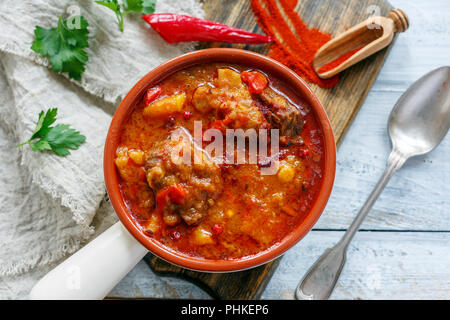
(104, 48, 336, 272)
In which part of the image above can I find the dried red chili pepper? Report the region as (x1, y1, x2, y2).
(142, 13, 273, 44)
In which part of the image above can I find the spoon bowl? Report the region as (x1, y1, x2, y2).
(389, 66, 450, 157)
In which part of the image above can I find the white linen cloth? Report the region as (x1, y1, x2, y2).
(0, 0, 204, 299)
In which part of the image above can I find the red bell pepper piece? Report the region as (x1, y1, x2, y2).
(156, 188, 169, 211)
(138, 167, 147, 181)
(156, 185, 188, 211)
(241, 71, 268, 94)
(168, 185, 187, 204)
(212, 224, 223, 236)
(144, 85, 162, 106)
(142, 14, 273, 44)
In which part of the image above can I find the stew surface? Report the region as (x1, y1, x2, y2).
(115, 63, 325, 260)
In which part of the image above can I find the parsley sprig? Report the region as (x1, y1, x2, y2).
(95, 0, 156, 32)
(17, 109, 86, 156)
(31, 15, 90, 81)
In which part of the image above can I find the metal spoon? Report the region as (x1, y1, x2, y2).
(296, 66, 450, 300)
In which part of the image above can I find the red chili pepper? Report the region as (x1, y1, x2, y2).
(142, 14, 273, 44)
(241, 71, 268, 94)
(144, 85, 162, 106)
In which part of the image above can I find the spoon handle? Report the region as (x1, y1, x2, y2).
(295, 148, 407, 300)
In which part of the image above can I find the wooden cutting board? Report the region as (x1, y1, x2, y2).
(144, 0, 396, 299)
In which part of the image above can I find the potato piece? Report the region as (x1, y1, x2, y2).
(115, 156, 128, 169)
(128, 149, 145, 165)
(143, 93, 186, 118)
(116, 146, 128, 157)
(115, 153, 132, 181)
(215, 68, 243, 89)
(192, 226, 214, 245)
(278, 163, 295, 182)
(192, 86, 213, 113)
(163, 211, 181, 226)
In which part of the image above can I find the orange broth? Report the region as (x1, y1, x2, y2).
(115, 63, 325, 260)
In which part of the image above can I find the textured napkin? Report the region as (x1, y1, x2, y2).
(0, 0, 204, 299)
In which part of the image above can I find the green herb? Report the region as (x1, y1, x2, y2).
(31, 15, 90, 81)
(95, 0, 156, 32)
(17, 108, 86, 156)
(95, 0, 124, 31)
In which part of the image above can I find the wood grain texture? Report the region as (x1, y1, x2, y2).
(144, 0, 397, 300)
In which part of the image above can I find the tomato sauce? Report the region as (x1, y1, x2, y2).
(115, 63, 325, 260)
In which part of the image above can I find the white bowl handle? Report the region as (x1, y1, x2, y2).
(29, 222, 148, 300)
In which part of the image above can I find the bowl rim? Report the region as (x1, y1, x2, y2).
(104, 48, 336, 272)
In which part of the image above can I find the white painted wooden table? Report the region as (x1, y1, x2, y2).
(109, 0, 450, 300)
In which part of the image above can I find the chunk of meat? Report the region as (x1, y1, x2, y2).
(257, 87, 303, 136)
(145, 127, 222, 225)
(213, 68, 268, 130)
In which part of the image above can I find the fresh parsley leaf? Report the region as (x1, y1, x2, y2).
(96, 0, 156, 31)
(95, 0, 125, 32)
(95, 0, 121, 12)
(30, 108, 58, 140)
(31, 15, 90, 81)
(30, 140, 52, 152)
(123, 0, 143, 13)
(17, 109, 86, 156)
(141, 0, 156, 14)
(46, 124, 87, 156)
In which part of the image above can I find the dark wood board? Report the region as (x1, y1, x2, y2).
(143, 0, 396, 299)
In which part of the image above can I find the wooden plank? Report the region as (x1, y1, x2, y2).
(200, 0, 396, 142)
(143, 254, 280, 299)
(109, 231, 450, 300)
(143, 0, 397, 299)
